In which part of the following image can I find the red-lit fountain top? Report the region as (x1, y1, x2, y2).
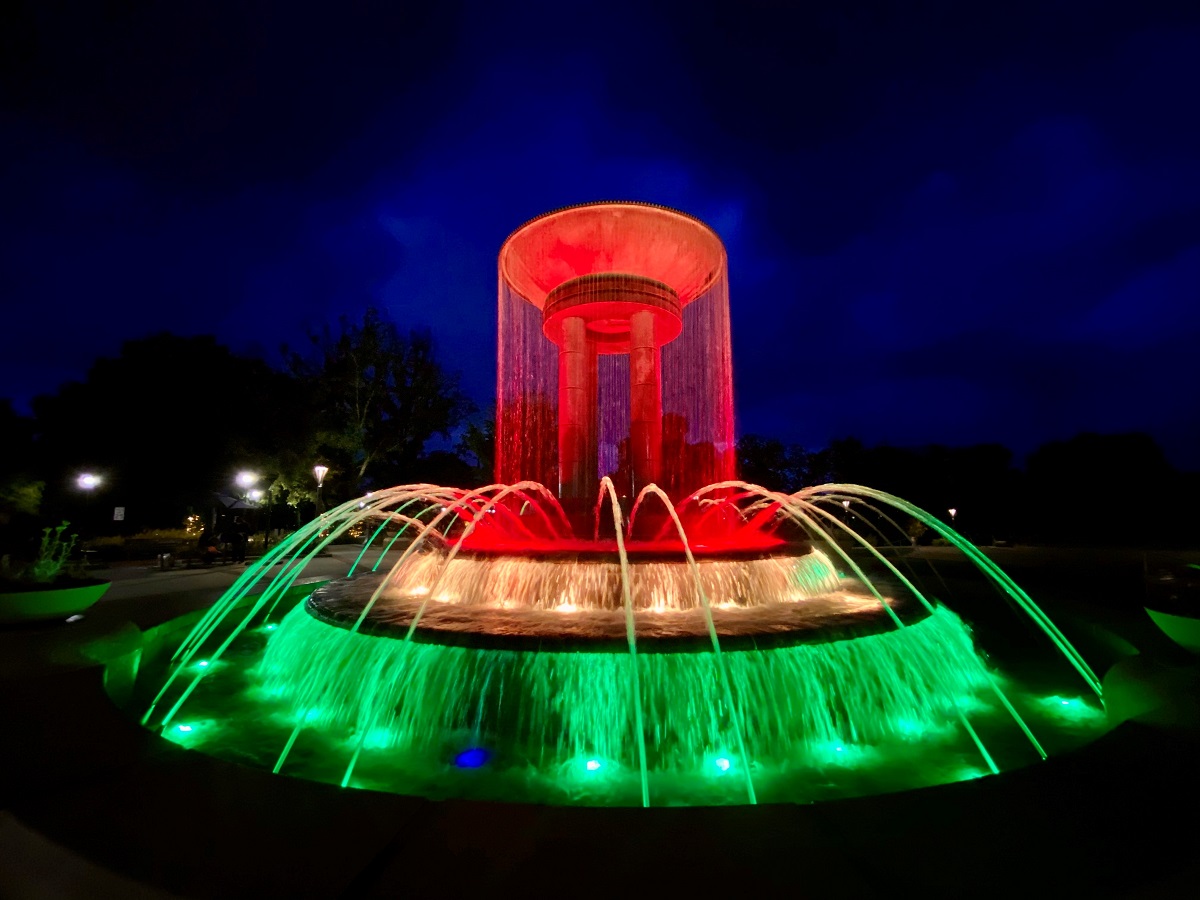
(492, 202, 740, 555)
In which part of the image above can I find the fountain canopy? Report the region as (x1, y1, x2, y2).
(499, 202, 726, 309)
(496, 202, 736, 504)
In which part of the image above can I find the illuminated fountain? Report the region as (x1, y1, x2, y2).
(132, 202, 1105, 807)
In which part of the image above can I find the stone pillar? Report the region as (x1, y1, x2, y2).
(557, 316, 597, 501)
(629, 309, 661, 493)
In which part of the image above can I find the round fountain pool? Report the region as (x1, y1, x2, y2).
(125, 203, 1108, 808)
(124, 484, 1109, 809)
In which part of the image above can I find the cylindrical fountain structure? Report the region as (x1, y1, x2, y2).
(497, 203, 735, 505)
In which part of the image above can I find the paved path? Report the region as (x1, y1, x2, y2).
(100, 545, 366, 601)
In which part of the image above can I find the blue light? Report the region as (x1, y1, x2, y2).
(454, 747, 489, 769)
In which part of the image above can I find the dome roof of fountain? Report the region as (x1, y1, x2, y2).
(500, 202, 727, 308)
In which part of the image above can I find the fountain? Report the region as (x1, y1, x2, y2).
(131, 202, 1105, 807)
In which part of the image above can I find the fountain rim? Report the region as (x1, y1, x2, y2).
(301, 584, 926, 653)
(499, 201, 727, 308)
(450, 541, 809, 562)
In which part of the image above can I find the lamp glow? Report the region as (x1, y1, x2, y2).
(76, 472, 101, 490)
(236, 471, 258, 489)
(585, 758, 602, 771)
(714, 757, 731, 772)
(313, 465, 329, 487)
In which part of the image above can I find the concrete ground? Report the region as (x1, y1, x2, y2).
(0, 546, 1198, 898)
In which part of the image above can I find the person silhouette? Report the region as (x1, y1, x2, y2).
(224, 516, 249, 564)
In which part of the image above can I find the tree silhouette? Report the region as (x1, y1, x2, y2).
(286, 308, 471, 491)
(31, 334, 308, 531)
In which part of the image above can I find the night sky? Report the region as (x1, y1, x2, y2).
(3, 1, 1199, 468)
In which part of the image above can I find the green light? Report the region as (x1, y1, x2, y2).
(177, 724, 193, 732)
(1036, 694, 1106, 725)
(714, 757, 731, 772)
(256, 603, 994, 782)
(585, 759, 602, 772)
(267, 624, 277, 631)
(955, 766, 989, 781)
(197, 660, 209, 668)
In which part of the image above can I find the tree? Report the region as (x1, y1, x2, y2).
(736, 434, 808, 493)
(31, 334, 310, 532)
(287, 308, 472, 492)
(1025, 432, 1178, 545)
(456, 412, 496, 487)
(0, 399, 42, 532)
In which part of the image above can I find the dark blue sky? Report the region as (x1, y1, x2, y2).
(3, 1, 1199, 467)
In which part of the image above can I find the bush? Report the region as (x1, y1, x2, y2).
(1, 521, 82, 584)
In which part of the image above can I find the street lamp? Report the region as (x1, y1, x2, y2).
(75, 472, 103, 542)
(236, 471, 259, 491)
(313, 464, 329, 515)
(948, 507, 958, 524)
(76, 472, 102, 491)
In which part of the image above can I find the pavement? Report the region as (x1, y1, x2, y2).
(0, 546, 1198, 898)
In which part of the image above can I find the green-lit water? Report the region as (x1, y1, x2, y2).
(130, 481, 1110, 807)
(138, 598, 1106, 807)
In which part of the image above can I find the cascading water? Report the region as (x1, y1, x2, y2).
(130, 203, 1106, 807)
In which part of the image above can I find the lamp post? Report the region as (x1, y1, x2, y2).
(948, 507, 958, 525)
(75, 472, 102, 540)
(233, 471, 263, 556)
(313, 465, 329, 516)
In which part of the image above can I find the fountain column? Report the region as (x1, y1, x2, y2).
(557, 316, 598, 501)
(629, 309, 661, 492)
(541, 273, 681, 504)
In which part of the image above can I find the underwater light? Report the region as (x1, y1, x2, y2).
(585, 759, 602, 771)
(714, 757, 731, 772)
(177, 724, 193, 733)
(455, 748, 489, 769)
